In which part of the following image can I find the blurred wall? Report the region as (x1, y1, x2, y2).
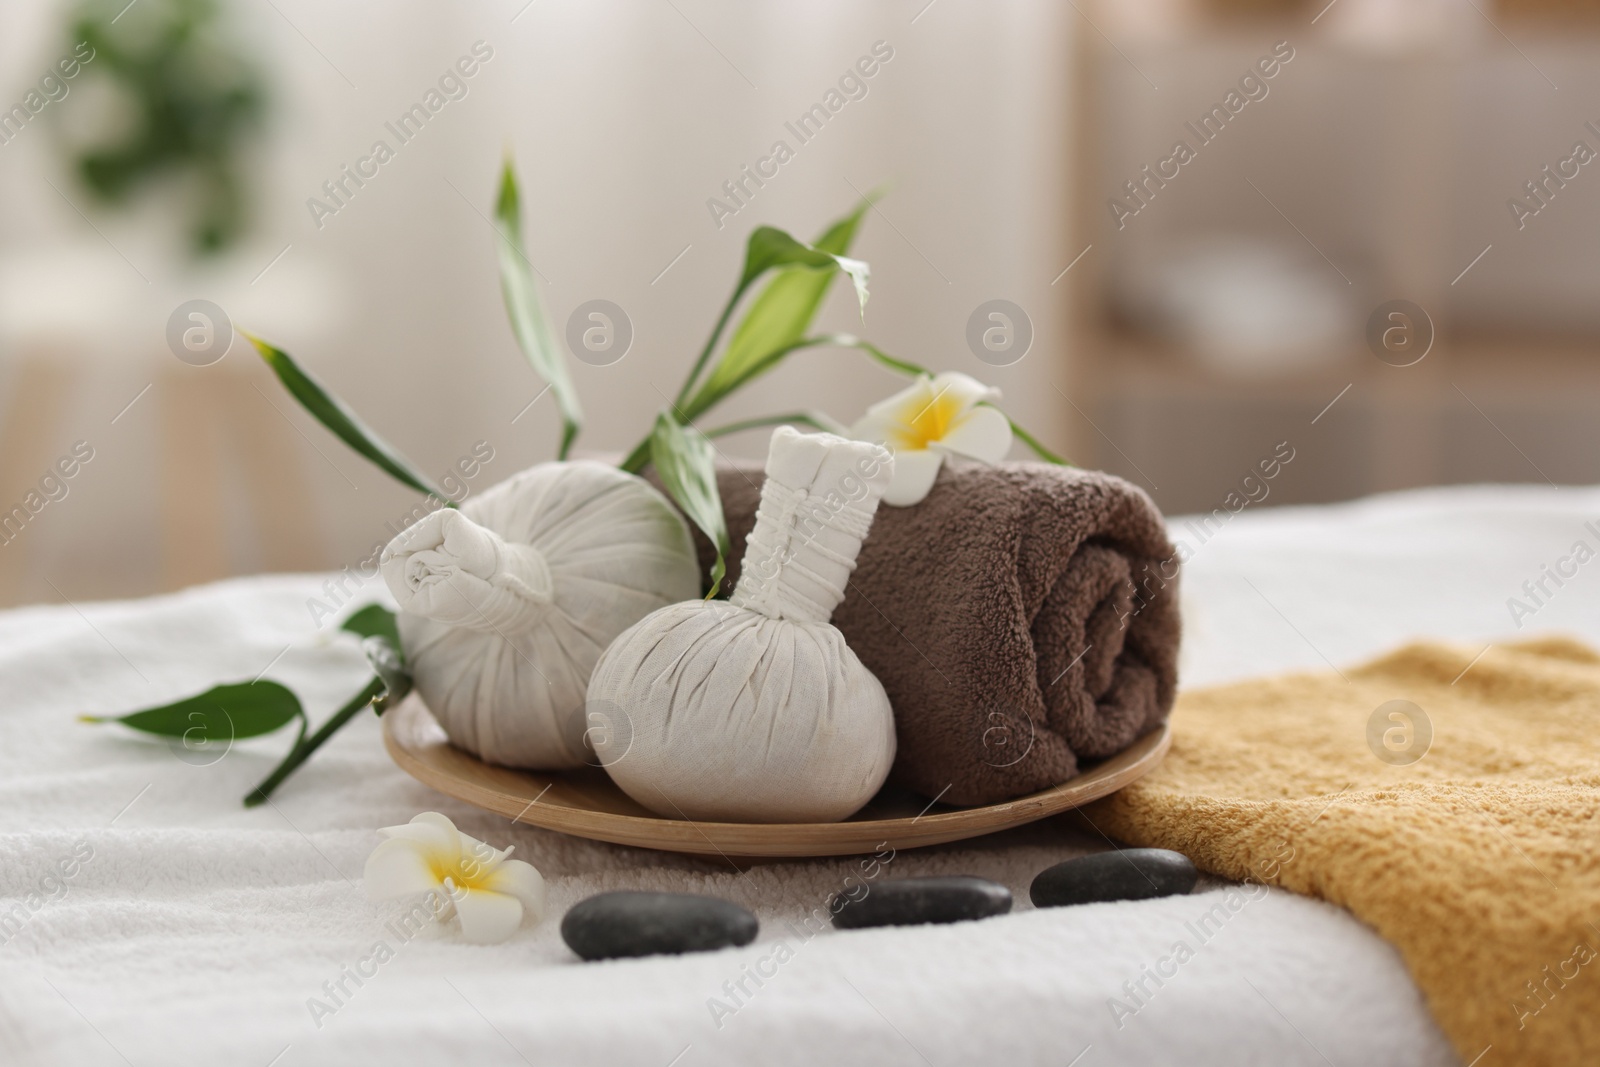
(0, 0, 1077, 606)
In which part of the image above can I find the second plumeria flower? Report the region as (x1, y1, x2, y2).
(849, 371, 1013, 506)
(363, 811, 546, 944)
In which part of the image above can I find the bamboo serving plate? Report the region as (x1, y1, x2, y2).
(382, 693, 1171, 859)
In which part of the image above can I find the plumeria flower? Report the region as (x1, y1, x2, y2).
(364, 812, 546, 944)
(849, 371, 1013, 506)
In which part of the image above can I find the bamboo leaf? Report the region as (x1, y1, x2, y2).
(247, 334, 444, 498)
(737, 226, 870, 309)
(495, 157, 582, 458)
(82, 681, 301, 742)
(363, 636, 413, 714)
(648, 412, 730, 598)
(340, 603, 401, 658)
(687, 213, 872, 414)
(675, 214, 872, 413)
(342, 606, 410, 710)
(623, 197, 880, 474)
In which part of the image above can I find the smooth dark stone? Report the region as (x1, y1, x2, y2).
(831, 876, 1013, 929)
(1030, 849, 1197, 908)
(562, 891, 758, 960)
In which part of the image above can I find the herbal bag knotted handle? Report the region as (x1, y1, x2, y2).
(381, 462, 702, 769)
(588, 427, 897, 823)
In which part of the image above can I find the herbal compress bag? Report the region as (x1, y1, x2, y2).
(589, 428, 896, 822)
(380, 462, 702, 768)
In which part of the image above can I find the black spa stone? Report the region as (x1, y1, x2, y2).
(831, 876, 1013, 929)
(1029, 849, 1197, 908)
(561, 891, 758, 960)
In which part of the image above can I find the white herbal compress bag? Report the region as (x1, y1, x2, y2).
(589, 427, 897, 822)
(380, 462, 702, 768)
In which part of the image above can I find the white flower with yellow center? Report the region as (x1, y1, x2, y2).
(363, 812, 546, 944)
(849, 371, 1013, 506)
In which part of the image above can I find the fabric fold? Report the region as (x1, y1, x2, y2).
(381, 508, 555, 633)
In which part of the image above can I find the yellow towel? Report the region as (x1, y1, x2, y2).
(1086, 638, 1600, 1067)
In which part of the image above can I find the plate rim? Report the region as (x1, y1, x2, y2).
(381, 694, 1170, 858)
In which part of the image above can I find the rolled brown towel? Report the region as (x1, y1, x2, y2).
(651, 460, 1180, 806)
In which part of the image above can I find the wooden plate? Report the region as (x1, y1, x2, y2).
(382, 694, 1171, 859)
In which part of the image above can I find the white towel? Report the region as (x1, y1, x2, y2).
(14, 481, 1590, 1065)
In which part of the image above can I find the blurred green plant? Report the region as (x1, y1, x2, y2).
(67, 0, 267, 254)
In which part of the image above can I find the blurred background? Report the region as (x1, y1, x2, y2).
(0, 0, 1594, 608)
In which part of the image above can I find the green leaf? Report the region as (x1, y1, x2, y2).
(495, 157, 583, 459)
(343, 605, 410, 709)
(246, 333, 445, 498)
(82, 681, 302, 743)
(620, 198, 877, 476)
(737, 225, 870, 309)
(687, 216, 872, 415)
(362, 636, 413, 714)
(340, 603, 401, 658)
(648, 412, 730, 598)
(674, 210, 872, 414)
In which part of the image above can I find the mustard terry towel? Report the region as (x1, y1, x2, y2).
(1086, 638, 1600, 1067)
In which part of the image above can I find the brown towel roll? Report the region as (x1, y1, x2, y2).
(653, 460, 1180, 806)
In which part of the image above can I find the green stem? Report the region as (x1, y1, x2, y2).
(619, 335, 896, 473)
(623, 287, 752, 474)
(673, 283, 749, 411)
(680, 336, 833, 423)
(619, 437, 652, 474)
(818, 334, 931, 378)
(243, 676, 384, 807)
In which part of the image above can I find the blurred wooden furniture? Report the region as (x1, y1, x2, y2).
(0, 352, 328, 607)
(0, 358, 77, 606)
(1063, 0, 1600, 515)
(158, 360, 327, 590)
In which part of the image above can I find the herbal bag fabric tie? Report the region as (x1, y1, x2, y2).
(590, 428, 897, 823)
(656, 460, 1181, 806)
(384, 508, 554, 633)
(381, 461, 702, 769)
